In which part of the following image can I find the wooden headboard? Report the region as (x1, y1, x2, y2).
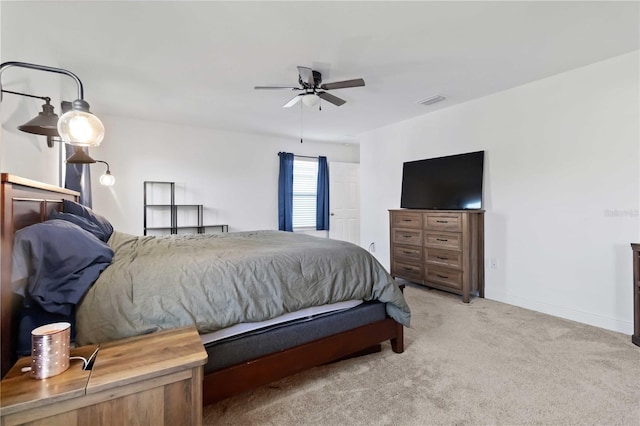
(0, 173, 79, 377)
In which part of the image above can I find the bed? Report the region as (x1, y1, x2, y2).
(0, 173, 410, 404)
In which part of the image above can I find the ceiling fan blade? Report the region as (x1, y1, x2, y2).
(318, 91, 346, 106)
(320, 78, 365, 90)
(255, 86, 299, 90)
(297, 66, 314, 86)
(283, 94, 302, 108)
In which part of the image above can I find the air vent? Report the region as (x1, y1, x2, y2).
(417, 95, 446, 106)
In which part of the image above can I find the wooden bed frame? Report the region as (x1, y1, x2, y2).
(0, 173, 405, 404)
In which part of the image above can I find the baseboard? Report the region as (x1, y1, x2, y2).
(486, 290, 633, 335)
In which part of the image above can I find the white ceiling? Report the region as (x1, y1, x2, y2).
(2, 1, 639, 144)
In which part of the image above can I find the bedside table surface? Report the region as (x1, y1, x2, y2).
(0, 345, 98, 416)
(87, 326, 207, 394)
(0, 327, 207, 418)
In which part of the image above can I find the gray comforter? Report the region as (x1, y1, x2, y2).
(76, 230, 410, 345)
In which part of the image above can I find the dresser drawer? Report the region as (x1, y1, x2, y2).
(425, 248, 462, 269)
(391, 211, 422, 229)
(425, 266, 462, 290)
(424, 212, 462, 232)
(424, 231, 462, 251)
(393, 244, 422, 262)
(392, 228, 423, 246)
(392, 260, 423, 282)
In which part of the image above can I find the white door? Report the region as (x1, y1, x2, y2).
(329, 162, 360, 245)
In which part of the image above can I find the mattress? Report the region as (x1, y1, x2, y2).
(200, 299, 363, 345)
(203, 300, 387, 373)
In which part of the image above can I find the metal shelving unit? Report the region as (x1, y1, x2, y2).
(143, 181, 228, 235)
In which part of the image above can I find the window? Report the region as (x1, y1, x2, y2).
(292, 159, 318, 228)
(278, 152, 328, 232)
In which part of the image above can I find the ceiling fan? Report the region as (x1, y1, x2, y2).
(255, 66, 365, 108)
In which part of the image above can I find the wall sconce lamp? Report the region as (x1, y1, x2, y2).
(66, 147, 115, 186)
(0, 61, 105, 147)
(97, 162, 115, 186)
(1, 88, 59, 147)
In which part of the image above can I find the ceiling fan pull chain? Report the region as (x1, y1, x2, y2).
(300, 100, 304, 143)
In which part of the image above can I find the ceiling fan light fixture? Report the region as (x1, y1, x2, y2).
(302, 94, 320, 107)
(257, 66, 364, 108)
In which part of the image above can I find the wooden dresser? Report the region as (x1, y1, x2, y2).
(389, 209, 484, 303)
(0, 327, 207, 426)
(632, 243, 639, 347)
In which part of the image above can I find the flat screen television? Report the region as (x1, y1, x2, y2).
(400, 151, 484, 210)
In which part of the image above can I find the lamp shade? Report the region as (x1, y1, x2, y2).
(57, 99, 105, 147)
(18, 101, 59, 137)
(65, 147, 96, 164)
(302, 94, 320, 107)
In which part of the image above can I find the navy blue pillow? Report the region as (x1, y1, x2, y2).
(48, 209, 109, 242)
(62, 199, 113, 242)
(12, 219, 113, 316)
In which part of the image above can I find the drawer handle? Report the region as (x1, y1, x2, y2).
(403, 235, 413, 238)
(436, 256, 448, 260)
(403, 267, 414, 271)
(436, 238, 449, 242)
(403, 250, 415, 254)
(436, 220, 449, 223)
(436, 274, 449, 279)
(402, 219, 412, 222)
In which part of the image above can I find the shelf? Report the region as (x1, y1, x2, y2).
(145, 225, 228, 232)
(202, 224, 229, 232)
(145, 204, 202, 207)
(143, 181, 227, 236)
(146, 225, 227, 229)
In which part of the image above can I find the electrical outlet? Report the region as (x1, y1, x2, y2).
(490, 258, 498, 269)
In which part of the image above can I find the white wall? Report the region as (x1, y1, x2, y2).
(2, 108, 358, 235)
(89, 115, 358, 235)
(360, 51, 639, 334)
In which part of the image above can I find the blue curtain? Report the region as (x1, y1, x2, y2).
(316, 156, 329, 231)
(278, 152, 294, 231)
(65, 145, 92, 208)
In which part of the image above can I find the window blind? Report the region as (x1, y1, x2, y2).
(292, 159, 318, 228)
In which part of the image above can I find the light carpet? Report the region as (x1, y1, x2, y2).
(203, 285, 640, 425)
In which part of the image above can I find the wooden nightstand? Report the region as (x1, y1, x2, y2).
(0, 327, 207, 426)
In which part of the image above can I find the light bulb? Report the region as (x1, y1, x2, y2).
(302, 94, 320, 107)
(100, 171, 115, 186)
(58, 110, 105, 147)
